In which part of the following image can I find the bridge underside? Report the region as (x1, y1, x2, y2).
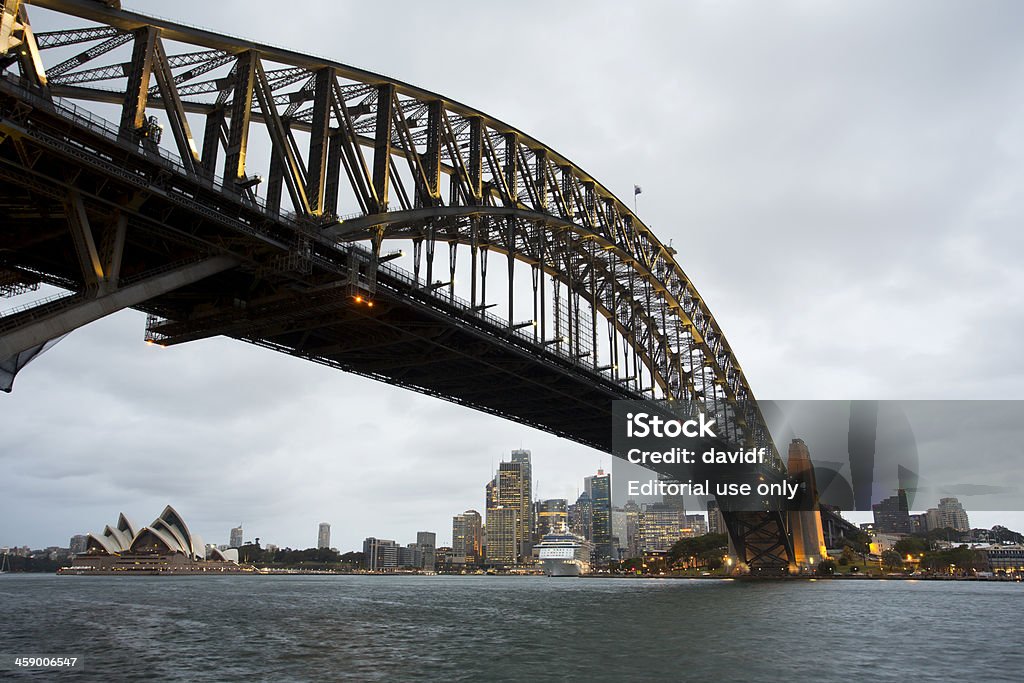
(0, 0, 797, 572)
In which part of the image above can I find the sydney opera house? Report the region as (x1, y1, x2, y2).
(60, 505, 255, 575)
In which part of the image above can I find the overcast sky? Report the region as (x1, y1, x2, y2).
(3, 0, 1023, 551)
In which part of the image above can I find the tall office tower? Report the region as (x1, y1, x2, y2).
(872, 489, 911, 533)
(317, 522, 331, 549)
(362, 537, 398, 571)
(510, 449, 534, 543)
(624, 499, 640, 559)
(229, 525, 243, 548)
(417, 531, 437, 571)
(498, 460, 529, 560)
(926, 507, 942, 532)
(706, 500, 726, 535)
(486, 506, 518, 565)
(536, 499, 569, 537)
(588, 469, 613, 560)
(570, 491, 593, 540)
(452, 510, 483, 565)
(937, 497, 970, 532)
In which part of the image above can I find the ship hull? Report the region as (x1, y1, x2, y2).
(543, 559, 583, 577)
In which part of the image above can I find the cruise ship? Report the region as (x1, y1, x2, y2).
(535, 530, 593, 577)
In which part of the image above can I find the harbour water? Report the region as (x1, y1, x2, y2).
(0, 575, 1021, 681)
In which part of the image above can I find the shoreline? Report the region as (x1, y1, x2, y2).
(31, 569, 1022, 582)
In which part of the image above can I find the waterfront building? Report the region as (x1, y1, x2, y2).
(486, 506, 518, 565)
(587, 469, 613, 561)
(362, 537, 398, 571)
(317, 522, 331, 549)
(452, 510, 483, 565)
(229, 525, 243, 548)
(982, 545, 1024, 575)
(937, 498, 970, 532)
(536, 499, 568, 539)
(872, 490, 911, 533)
(398, 544, 422, 568)
(63, 506, 247, 575)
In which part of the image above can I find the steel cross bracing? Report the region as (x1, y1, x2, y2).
(0, 0, 794, 570)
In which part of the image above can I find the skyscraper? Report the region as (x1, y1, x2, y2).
(452, 510, 482, 565)
(229, 525, 243, 548)
(317, 522, 331, 549)
(498, 460, 529, 560)
(587, 469, 613, 560)
(510, 449, 534, 544)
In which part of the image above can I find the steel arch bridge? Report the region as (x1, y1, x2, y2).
(0, 0, 796, 571)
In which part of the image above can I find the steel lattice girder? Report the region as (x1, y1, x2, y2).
(2, 0, 795, 567)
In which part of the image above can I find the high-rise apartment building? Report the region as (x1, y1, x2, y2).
(229, 525, 243, 548)
(317, 522, 331, 549)
(937, 497, 970, 532)
(872, 490, 911, 533)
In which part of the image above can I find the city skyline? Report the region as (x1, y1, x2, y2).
(4, 0, 1024, 551)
